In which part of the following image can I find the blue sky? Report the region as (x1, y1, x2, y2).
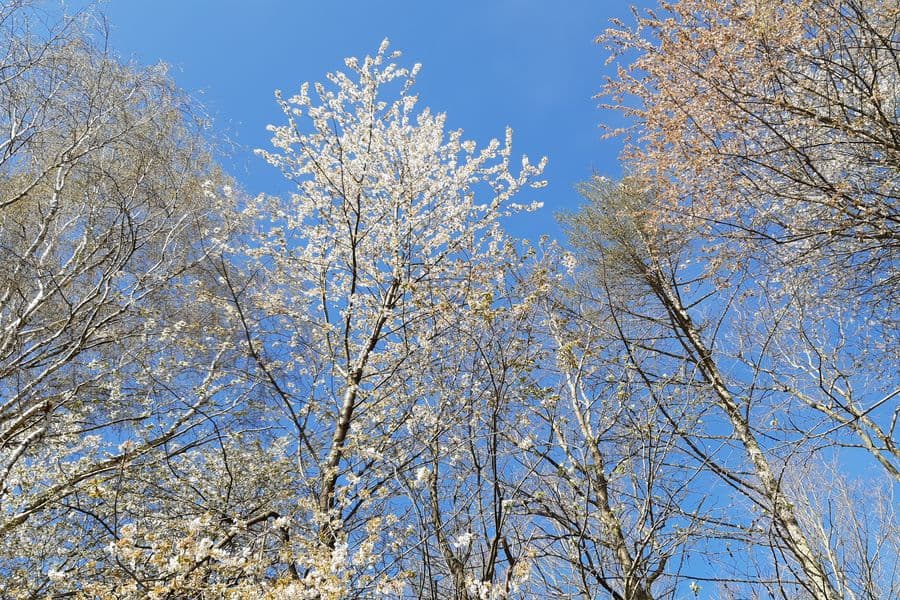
(63, 6, 895, 598)
(101, 0, 643, 241)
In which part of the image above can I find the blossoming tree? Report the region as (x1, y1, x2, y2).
(229, 40, 546, 596)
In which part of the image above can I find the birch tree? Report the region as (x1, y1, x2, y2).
(565, 178, 849, 599)
(0, 3, 240, 596)
(529, 249, 708, 600)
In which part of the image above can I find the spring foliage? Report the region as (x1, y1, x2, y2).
(0, 2, 896, 599)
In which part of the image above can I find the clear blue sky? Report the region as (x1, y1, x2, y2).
(100, 1, 643, 240)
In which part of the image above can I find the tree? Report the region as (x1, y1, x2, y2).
(597, 0, 898, 510)
(561, 2, 898, 595)
(599, 1, 898, 475)
(599, 0, 899, 322)
(522, 247, 704, 600)
(565, 178, 848, 599)
(218, 39, 547, 597)
(0, 3, 239, 596)
(396, 260, 546, 600)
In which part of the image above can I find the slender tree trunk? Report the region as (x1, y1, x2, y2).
(318, 277, 401, 548)
(639, 262, 839, 600)
(560, 366, 655, 600)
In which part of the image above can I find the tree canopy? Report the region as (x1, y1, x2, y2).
(0, 1, 896, 599)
